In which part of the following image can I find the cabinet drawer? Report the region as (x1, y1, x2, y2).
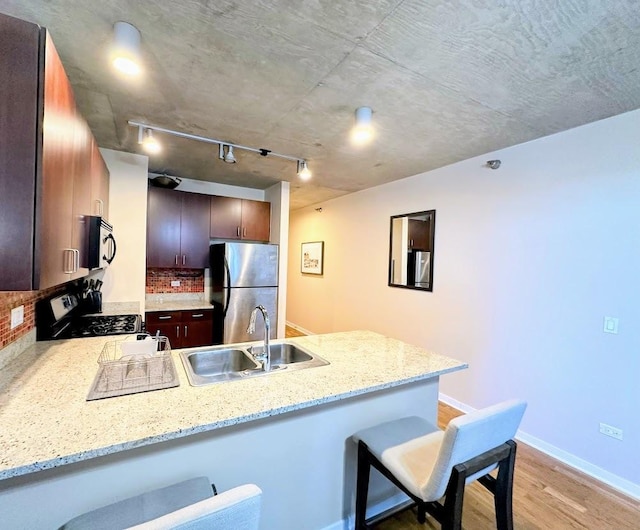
(184, 309, 213, 322)
(145, 311, 184, 326)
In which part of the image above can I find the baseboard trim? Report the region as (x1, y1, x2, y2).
(285, 321, 315, 336)
(438, 392, 640, 500)
(320, 493, 408, 530)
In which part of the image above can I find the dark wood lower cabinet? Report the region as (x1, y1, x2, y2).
(145, 309, 213, 349)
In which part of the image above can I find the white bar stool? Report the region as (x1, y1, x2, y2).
(57, 477, 262, 530)
(352, 399, 527, 530)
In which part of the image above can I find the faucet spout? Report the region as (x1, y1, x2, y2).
(246, 305, 271, 372)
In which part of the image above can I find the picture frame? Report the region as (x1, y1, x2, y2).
(301, 241, 324, 275)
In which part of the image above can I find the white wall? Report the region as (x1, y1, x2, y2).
(287, 109, 640, 496)
(100, 149, 149, 313)
(265, 181, 290, 338)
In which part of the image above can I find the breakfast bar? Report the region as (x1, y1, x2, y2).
(0, 331, 466, 529)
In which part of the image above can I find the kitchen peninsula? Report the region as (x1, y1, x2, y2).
(0, 331, 466, 529)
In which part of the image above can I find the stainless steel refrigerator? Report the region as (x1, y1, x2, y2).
(409, 250, 431, 288)
(210, 242, 278, 344)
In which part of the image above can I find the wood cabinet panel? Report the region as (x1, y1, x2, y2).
(90, 138, 109, 218)
(145, 310, 213, 348)
(146, 187, 182, 268)
(180, 193, 210, 268)
(210, 195, 242, 239)
(408, 219, 430, 251)
(210, 196, 270, 242)
(241, 200, 271, 241)
(0, 15, 41, 290)
(0, 14, 112, 290)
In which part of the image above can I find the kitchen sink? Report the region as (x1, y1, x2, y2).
(179, 341, 329, 387)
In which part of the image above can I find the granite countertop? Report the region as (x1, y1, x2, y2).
(0, 331, 466, 480)
(144, 300, 214, 312)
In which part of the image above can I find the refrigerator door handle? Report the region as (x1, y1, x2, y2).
(223, 256, 232, 317)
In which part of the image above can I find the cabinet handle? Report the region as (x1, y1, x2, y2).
(184, 325, 188, 337)
(237, 227, 240, 237)
(63, 249, 75, 273)
(182, 255, 186, 265)
(95, 199, 104, 216)
(176, 325, 180, 337)
(175, 255, 179, 265)
(243, 227, 246, 237)
(410, 239, 414, 247)
(191, 313, 204, 318)
(158, 315, 172, 320)
(73, 249, 80, 272)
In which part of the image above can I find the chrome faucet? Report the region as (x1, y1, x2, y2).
(247, 305, 271, 372)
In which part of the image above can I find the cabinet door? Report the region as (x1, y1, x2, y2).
(241, 199, 270, 242)
(90, 138, 109, 218)
(147, 186, 182, 267)
(0, 14, 40, 290)
(70, 118, 92, 280)
(408, 219, 429, 251)
(39, 32, 78, 288)
(145, 311, 182, 348)
(180, 192, 210, 268)
(182, 310, 213, 348)
(210, 195, 242, 239)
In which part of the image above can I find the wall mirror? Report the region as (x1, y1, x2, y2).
(388, 210, 435, 291)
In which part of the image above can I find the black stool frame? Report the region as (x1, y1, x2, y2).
(355, 439, 518, 530)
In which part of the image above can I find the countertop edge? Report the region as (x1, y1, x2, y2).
(0, 362, 466, 481)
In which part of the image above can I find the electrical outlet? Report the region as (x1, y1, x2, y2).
(599, 423, 623, 440)
(603, 316, 619, 334)
(10, 305, 24, 329)
(170, 280, 180, 287)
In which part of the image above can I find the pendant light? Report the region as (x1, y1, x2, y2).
(351, 106, 374, 145)
(111, 21, 142, 76)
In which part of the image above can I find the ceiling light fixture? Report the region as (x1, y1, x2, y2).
(138, 127, 161, 154)
(297, 160, 312, 180)
(351, 106, 374, 145)
(111, 21, 142, 76)
(129, 120, 311, 179)
(219, 144, 237, 164)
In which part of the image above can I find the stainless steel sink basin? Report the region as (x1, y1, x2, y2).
(179, 341, 329, 387)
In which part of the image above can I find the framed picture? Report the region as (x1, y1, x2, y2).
(301, 241, 324, 275)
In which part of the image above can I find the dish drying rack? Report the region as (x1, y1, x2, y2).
(86, 335, 180, 401)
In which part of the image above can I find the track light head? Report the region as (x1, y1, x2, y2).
(223, 145, 237, 163)
(140, 128, 161, 154)
(487, 160, 501, 169)
(297, 160, 312, 180)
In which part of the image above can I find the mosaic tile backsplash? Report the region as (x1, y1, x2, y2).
(146, 268, 205, 294)
(0, 284, 66, 349)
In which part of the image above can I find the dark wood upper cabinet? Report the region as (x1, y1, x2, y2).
(210, 196, 271, 242)
(90, 138, 110, 218)
(0, 13, 110, 290)
(408, 219, 431, 251)
(180, 192, 211, 268)
(146, 187, 210, 269)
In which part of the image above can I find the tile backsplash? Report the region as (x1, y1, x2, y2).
(146, 268, 205, 294)
(0, 284, 66, 349)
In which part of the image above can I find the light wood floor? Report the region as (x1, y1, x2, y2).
(285, 325, 640, 529)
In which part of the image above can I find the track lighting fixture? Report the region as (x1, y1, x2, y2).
(486, 160, 501, 169)
(297, 160, 312, 180)
(351, 106, 374, 145)
(137, 127, 161, 154)
(111, 21, 142, 76)
(129, 121, 311, 179)
(219, 144, 237, 164)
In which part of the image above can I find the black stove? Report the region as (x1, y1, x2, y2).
(68, 314, 142, 338)
(36, 292, 142, 340)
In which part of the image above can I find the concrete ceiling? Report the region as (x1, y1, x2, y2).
(3, 1, 640, 209)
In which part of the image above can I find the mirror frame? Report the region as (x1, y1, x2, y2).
(388, 209, 436, 292)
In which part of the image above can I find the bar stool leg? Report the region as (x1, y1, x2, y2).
(495, 441, 517, 530)
(355, 441, 371, 530)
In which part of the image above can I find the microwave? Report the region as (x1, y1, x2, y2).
(84, 216, 117, 269)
